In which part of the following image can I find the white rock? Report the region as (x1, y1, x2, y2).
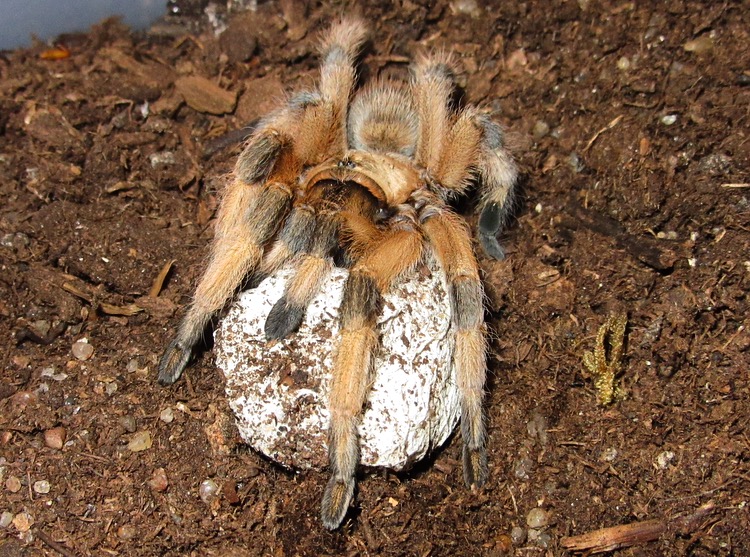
(215, 261, 461, 471)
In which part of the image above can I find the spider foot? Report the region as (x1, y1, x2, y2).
(158, 339, 191, 385)
(462, 445, 489, 489)
(478, 202, 507, 260)
(264, 297, 305, 340)
(320, 475, 355, 530)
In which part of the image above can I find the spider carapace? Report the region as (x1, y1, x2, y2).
(158, 17, 517, 530)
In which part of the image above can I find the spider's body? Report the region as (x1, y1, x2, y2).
(158, 18, 517, 530)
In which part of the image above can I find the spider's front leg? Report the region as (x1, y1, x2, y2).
(321, 216, 423, 529)
(421, 204, 489, 488)
(264, 207, 338, 339)
(158, 135, 294, 385)
(159, 16, 368, 384)
(475, 117, 518, 261)
(410, 53, 517, 260)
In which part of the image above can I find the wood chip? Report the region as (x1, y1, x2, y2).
(561, 501, 716, 553)
(149, 260, 176, 298)
(175, 76, 238, 115)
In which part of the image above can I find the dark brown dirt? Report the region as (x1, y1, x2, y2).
(1, 1, 748, 556)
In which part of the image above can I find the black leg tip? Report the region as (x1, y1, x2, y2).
(478, 202, 507, 260)
(463, 445, 489, 489)
(320, 476, 354, 530)
(479, 233, 506, 260)
(264, 297, 305, 340)
(157, 339, 191, 385)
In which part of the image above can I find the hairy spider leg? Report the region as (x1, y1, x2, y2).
(321, 215, 423, 530)
(257, 203, 317, 278)
(420, 202, 489, 489)
(158, 18, 367, 385)
(264, 185, 380, 340)
(158, 169, 294, 386)
(264, 207, 337, 340)
(411, 53, 517, 259)
(474, 116, 518, 260)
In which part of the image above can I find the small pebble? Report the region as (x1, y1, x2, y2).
(32, 320, 51, 337)
(535, 531, 552, 548)
(105, 382, 118, 395)
(40, 367, 68, 381)
(127, 430, 152, 452)
(600, 447, 618, 462)
(656, 450, 675, 469)
(526, 507, 551, 529)
(149, 151, 177, 168)
(616, 56, 630, 71)
(199, 479, 219, 504)
(495, 533, 513, 552)
(126, 359, 139, 373)
(0, 232, 30, 250)
(5, 476, 21, 493)
(683, 35, 713, 54)
(568, 152, 583, 173)
(33, 480, 50, 494)
(639, 137, 651, 156)
(656, 230, 678, 240)
(532, 120, 550, 140)
(450, 0, 481, 17)
(148, 468, 169, 492)
(510, 525, 526, 544)
(44, 427, 66, 450)
(526, 411, 548, 445)
(119, 415, 137, 433)
(12, 512, 33, 532)
(513, 455, 533, 479)
(0, 511, 13, 528)
(10, 390, 35, 411)
(660, 114, 678, 126)
(72, 339, 94, 361)
(159, 407, 175, 424)
(117, 524, 137, 540)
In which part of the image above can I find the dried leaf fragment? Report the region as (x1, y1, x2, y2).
(175, 76, 237, 115)
(40, 46, 71, 60)
(149, 260, 176, 298)
(583, 313, 628, 405)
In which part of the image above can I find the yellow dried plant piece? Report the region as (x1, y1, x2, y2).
(583, 313, 628, 405)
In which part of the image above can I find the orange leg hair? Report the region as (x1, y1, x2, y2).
(420, 202, 489, 488)
(158, 18, 368, 385)
(320, 217, 424, 529)
(410, 52, 517, 259)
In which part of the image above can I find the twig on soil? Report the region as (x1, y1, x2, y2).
(35, 528, 79, 557)
(61, 282, 143, 316)
(148, 259, 176, 298)
(583, 115, 624, 153)
(560, 501, 716, 554)
(721, 183, 749, 188)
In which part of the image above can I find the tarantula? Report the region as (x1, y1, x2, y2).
(158, 18, 517, 529)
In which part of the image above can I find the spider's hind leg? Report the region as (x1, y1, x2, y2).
(321, 213, 423, 529)
(420, 201, 489, 488)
